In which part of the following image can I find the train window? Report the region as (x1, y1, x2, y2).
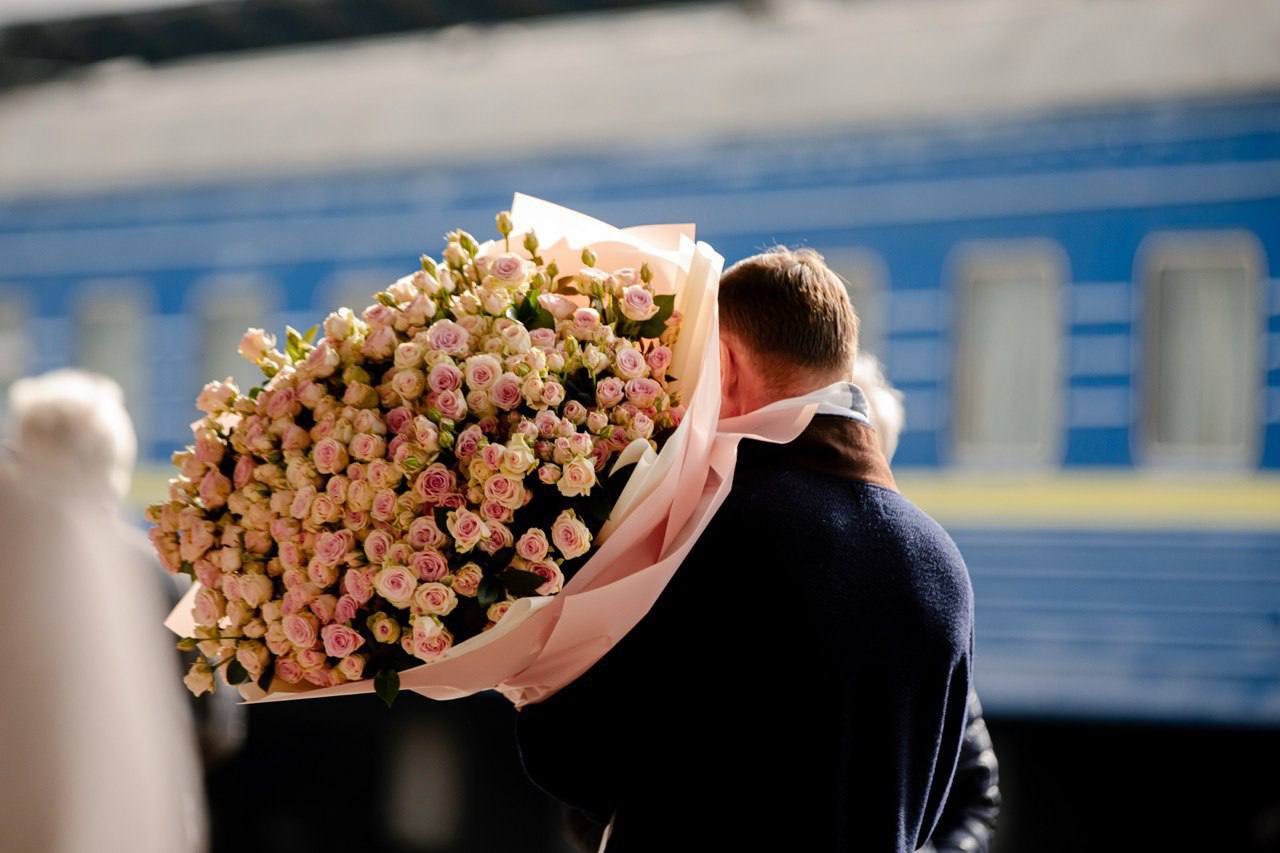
(0, 297, 28, 423)
(827, 250, 887, 359)
(200, 281, 271, 394)
(952, 246, 1062, 465)
(76, 289, 147, 425)
(1143, 238, 1258, 464)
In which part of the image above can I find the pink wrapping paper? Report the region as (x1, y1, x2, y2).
(166, 194, 823, 707)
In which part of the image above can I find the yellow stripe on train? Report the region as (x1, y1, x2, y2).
(129, 465, 1280, 531)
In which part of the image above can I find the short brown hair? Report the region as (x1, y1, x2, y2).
(718, 247, 858, 376)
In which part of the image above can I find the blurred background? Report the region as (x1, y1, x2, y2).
(1, 0, 1278, 850)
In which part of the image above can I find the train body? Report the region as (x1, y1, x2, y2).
(1, 0, 1277, 725)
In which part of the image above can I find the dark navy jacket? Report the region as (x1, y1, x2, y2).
(516, 411, 975, 852)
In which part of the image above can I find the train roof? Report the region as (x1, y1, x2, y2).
(1, 0, 1278, 199)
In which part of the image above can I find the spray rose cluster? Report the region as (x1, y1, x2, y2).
(148, 211, 684, 699)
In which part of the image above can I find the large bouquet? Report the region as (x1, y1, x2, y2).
(149, 195, 724, 706)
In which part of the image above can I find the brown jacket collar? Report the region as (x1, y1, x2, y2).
(742, 414, 898, 492)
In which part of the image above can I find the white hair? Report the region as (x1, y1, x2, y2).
(7, 369, 137, 500)
(851, 353, 904, 462)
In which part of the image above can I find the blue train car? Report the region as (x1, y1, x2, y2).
(0, 0, 1276, 727)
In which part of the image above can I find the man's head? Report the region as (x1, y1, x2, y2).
(717, 247, 859, 417)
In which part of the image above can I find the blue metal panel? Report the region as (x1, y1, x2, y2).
(957, 528, 1280, 725)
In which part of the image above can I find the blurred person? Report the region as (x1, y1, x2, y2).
(517, 248, 974, 852)
(852, 354, 1001, 853)
(0, 369, 206, 852)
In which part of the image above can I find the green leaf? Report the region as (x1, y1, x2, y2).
(635, 294, 676, 339)
(179, 560, 195, 579)
(503, 568, 546, 597)
(285, 325, 305, 362)
(653, 293, 676, 319)
(176, 637, 198, 652)
(256, 659, 276, 690)
(375, 292, 397, 308)
(583, 485, 614, 524)
(477, 575, 505, 607)
(375, 668, 400, 708)
(302, 324, 319, 344)
(247, 386, 263, 400)
(225, 659, 249, 685)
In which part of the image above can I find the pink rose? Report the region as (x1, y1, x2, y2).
(192, 587, 226, 627)
(489, 373, 523, 411)
(528, 560, 565, 595)
(613, 346, 647, 379)
(427, 362, 463, 394)
(434, 388, 468, 421)
(625, 377, 661, 408)
(453, 425, 483, 459)
(338, 654, 367, 681)
(238, 328, 275, 364)
(426, 320, 470, 356)
(409, 548, 449, 582)
(620, 284, 658, 321)
(233, 455, 256, 489)
(315, 530, 352, 567)
(196, 378, 238, 414)
(557, 457, 596, 498)
(551, 510, 592, 560)
(414, 463, 456, 502)
(541, 381, 566, 407)
(265, 387, 298, 420)
(374, 565, 417, 608)
(450, 563, 483, 597)
(370, 488, 397, 522)
(412, 582, 458, 616)
(595, 377, 625, 408)
(529, 327, 558, 350)
(464, 354, 502, 391)
(302, 340, 340, 378)
(283, 612, 320, 648)
(407, 516, 447, 549)
(487, 600, 514, 624)
(309, 593, 338, 624)
(334, 594, 360, 623)
(646, 345, 672, 376)
(489, 252, 529, 285)
(481, 500, 512, 523)
(349, 433, 386, 461)
(240, 572, 274, 608)
(363, 529, 394, 564)
(343, 568, 374, 604)
(362, 325, 397, 360)
(536, 293, 577, 320)
(321, 624, 366, 658)
(571, 307, 600, 335)
(391, 368, 426, 400)
(198, 469, 231, 510)
(483, 474, 524, 510)
(276, 656, 304, 684)
(516, 528, 549, 562)
(446, 509, 488, 553)
(410, 620, 453, 662)
(368, 612, 400, 643)
(289, 485, 316, 520)
(538, 464, 561, 485)
(313, 437, 349, 474)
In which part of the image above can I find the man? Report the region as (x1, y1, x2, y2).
(852, 354, 1000, 853)
(516, 248, 974, 852)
